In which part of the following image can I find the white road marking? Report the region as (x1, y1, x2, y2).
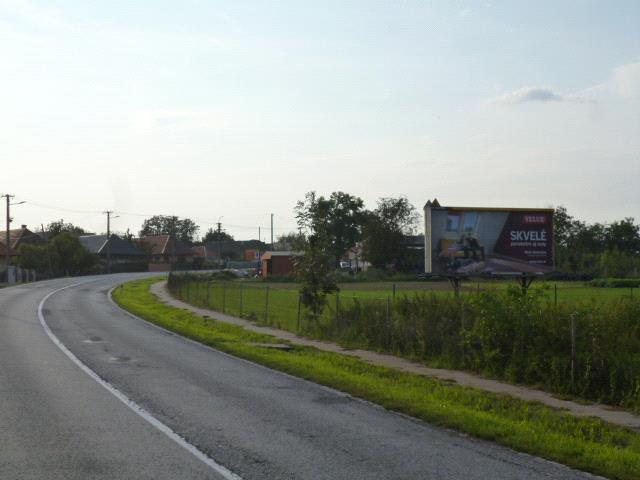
(38, 281, 243, 480)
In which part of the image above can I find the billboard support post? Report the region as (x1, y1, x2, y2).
(516, 273, 536, 295)
(447, 275, 463, 297)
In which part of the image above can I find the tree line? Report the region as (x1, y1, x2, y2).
(554, 206, 640, 278)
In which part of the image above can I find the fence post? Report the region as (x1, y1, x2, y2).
(476, 282, 480, 295)
(206, 281, 211, 308)
(570, 312, 577, 392)
(264, 286, 270, 323)
(239, 284, 244, 317)
(386, 296, 392, 348)
(186, 280, 191, 303)
(554, 284, 558, 305)
(222, 283, 227, 313)
(335, 292, 340, 330)
(392, 283, 396, 300)
(297, 294, 302, 331)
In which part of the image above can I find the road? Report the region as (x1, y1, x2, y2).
(0, 274, 599, 479)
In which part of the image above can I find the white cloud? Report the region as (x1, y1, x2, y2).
(612, 62, 640, 98)
(487, 86, 596, 106)
(491, 87, 563, 104)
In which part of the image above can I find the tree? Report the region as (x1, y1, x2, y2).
(294, 191, 364, 319)
(46, 219, 86, 239)
(140, 215, 199, 244)
(361, 197, 419, 269)
(295, 191, 365, 266)
(554, 206, 640, 277)
(16, 243, 53, 275)
(274, 232, 305, 251)
(606, 218, 640, 253)
(49, 233, 97, 276)
(18, 233, 96, 276)
(202, 228, 234, 243)
(294, 236, 338, 319)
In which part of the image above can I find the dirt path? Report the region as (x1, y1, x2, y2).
(151, 281, 640, 430)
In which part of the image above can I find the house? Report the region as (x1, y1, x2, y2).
(0, 225, 45, 277)
(191, 245, 219, 267)
(0, 226, 43, 282)
(79, 234, 147, 272)
(260, 251, 296, 277)
(0, 225, 45, 255)
(203, 239, 267, 261)
(137, 235, 194, 271)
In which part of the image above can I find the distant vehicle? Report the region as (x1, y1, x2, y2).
(339, 261, 352, 271)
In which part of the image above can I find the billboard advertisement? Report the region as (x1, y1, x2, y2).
(424, 202, 554, 275)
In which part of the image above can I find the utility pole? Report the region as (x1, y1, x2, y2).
(103, 211, 114, 274)
(3, 194, 14, 282)
(2, 195, 24, 283)
(270, 213, 274, 250)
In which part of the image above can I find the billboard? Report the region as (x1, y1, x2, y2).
(424, 202, 554, 275)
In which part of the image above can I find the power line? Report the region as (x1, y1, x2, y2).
(14, 197, 299, 235)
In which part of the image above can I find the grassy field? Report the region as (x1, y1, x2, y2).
(170, 274, 640, 411)
(171, 278, 637, 335)
(114, 277, 640, 480)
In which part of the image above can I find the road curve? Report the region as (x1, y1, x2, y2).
(0, 274, 600, 479)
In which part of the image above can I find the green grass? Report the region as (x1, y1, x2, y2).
(170, 278, 637, 337)
(114, 277, 640, 480)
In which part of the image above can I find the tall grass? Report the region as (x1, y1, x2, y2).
(168, 273, 640, 410)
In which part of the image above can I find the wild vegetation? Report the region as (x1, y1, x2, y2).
(169, 273, 640, 411)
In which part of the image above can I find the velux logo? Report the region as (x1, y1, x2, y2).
(523, 215, 547, 224)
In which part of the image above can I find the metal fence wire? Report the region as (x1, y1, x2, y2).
(166, 273, 640, 410)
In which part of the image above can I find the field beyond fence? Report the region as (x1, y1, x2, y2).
(168, 273, 640, 411)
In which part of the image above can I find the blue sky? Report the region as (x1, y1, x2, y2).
(1, 1, 638, 239)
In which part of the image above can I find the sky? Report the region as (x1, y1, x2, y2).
(1, 0, 638, 241)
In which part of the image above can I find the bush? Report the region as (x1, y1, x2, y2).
(587, 278, 640, 288)
(169, 275, 640, 411)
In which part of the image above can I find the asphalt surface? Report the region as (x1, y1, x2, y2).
(0, 274, 601, 479)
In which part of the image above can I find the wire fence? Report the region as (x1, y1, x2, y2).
(166, 273, 640, 410)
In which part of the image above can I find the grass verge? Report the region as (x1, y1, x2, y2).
(113, 278, 640, 480)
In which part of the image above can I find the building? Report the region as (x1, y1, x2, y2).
(0, 226, 43, 282)
(137, 235, 194, 271)
(203, 239, 267, 261)
(191, 245, 219, 267)
(260, 251, 296, 277)
(79, 234, 147, 272)
(0, 225, 45, 254)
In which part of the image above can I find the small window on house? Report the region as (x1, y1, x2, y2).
(446, 214, 460, 232)
(462, 212, 478, 233)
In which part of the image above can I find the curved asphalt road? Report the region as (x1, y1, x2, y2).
(0, 274, 600, 479)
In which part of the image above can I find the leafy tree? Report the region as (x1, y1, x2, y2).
(606, 218, 640, 253)
(362, 197, 419, 269)
(140, 215, 199, 244)
(295, 191, 365, 266)
(50, 233, 97, 275)
(554, 206, 640, 277)
(47, 219, 86, 238)
(16, 244, 54, 275)
(274, 232, 306, 251)
(202, 228, 234, 243)
(18, 233, 96, 276)
(294, 235, 338, 320)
